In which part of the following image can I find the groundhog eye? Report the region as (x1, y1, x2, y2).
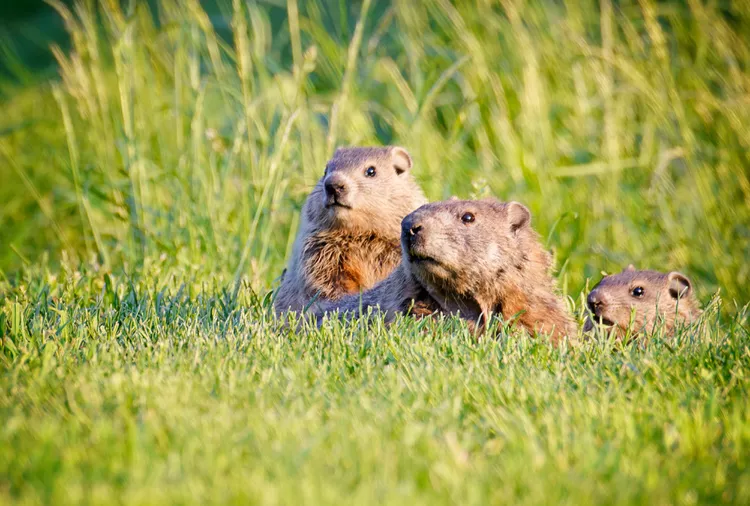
(631, 286, 644, 298)
(461, 212, 475, 224)
(365, 166, 377, 177)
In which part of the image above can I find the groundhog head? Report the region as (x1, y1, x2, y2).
(400, 199, 541, 314)
(305, 146, 426, 235)
(583, 265, 701, 338)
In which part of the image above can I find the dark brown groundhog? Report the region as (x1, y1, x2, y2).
(583, 265, 702, 338)
(318, 198, 576, 344)
(274, 146, 427, 314)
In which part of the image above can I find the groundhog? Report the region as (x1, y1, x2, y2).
(583, 265, 702, 338)
(318, 198, 576, 343)
(274, 146, 427, 314)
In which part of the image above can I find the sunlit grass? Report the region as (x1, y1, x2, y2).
(1, 263, 749, 504)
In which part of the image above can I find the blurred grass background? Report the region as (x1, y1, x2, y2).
(1, 0, 748, 305)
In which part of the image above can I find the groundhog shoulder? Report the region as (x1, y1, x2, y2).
(316, 263, 440, 323)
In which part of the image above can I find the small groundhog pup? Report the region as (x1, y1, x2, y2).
(320, 199, 576, 343)
(583, 265, 701, 338)
(274, 146, 427, 314)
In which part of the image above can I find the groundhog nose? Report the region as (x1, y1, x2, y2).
(401, 216, 417, 235)
(587, 290, 604, 314)
(401, 216, 423, 248)
(324, 177, 347, 198)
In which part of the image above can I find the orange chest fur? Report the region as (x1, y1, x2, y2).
(302, 233, 401, 300)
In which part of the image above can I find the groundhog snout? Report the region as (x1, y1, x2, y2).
(324, 174, 350, 204)
(401, 215, 423, 246)
(587, 289, 607, 315)
(407, 223, 423, 238)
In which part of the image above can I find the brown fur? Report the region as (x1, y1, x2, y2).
(583, 265, 702, 339)
(274, 146, 426, 313)
(302, 232, 402, 300)
(319, 199, 575, 344)
(317, 263, 440, 322)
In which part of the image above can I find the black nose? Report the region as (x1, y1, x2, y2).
(324, 179, 346, 198)
(404, 224, 423, 248)
(587, 290, 603, 315)
(401, 216, 422, 245)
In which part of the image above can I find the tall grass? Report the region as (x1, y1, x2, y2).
(1, 0, 749, 304)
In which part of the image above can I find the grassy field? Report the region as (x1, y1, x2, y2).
(2, 0, 750, 504)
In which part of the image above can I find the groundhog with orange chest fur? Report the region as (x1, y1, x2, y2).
(274, 146, 426, 314)
(583, 265, 702, 338)
(318, 198, 576, 344)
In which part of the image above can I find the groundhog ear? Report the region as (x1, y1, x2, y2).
(507, 201, 531, 232)
(623, 264, 636, 272)
(667, 272, 692, 299)
(390, 147, 413, 175)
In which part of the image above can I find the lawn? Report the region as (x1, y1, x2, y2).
(1, 0, 750, 504)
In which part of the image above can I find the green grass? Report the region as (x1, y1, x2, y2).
(1, 264, 749, 505)
(2, 0, 750, 504)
